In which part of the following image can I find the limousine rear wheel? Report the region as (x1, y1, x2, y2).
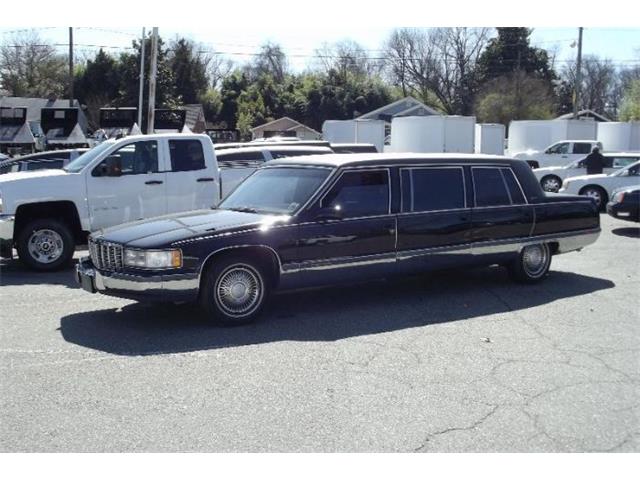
(508, 243, 551, 284)
(200, 256, 269, 326)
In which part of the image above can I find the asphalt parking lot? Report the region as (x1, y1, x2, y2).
(1, 214, 638, 452)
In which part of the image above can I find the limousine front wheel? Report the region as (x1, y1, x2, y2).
(200, 256, 268, 326)
(508, 243, 551, 283)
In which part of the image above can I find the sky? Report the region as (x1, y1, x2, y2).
(0, 26, 638, 72)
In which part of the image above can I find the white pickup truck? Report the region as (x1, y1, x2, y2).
(513, 140, 603, 169)
(0, 134, 220, 271)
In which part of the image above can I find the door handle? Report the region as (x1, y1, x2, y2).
(197, 177, 214, 182)
(145, 180, 163, 185)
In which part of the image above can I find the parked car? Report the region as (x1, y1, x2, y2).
(76, 153, 600, 326)
(607, 185, 640, 222)
(0, 149, 89, 175)
(559, 161, 640, 210)
(534, 152, 640, 192)
(329, 143, 378, 154)
(218, 145, 334, 197)
(513, 140, 603, 169)
(0, 134, 220, 271)
(0, 153, 8, 162)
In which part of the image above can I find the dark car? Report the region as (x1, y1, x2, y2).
(77, 153, 601, 326)
(607, 186, 640, 222)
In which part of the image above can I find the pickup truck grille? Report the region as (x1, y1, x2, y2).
(89, 238, 124, 272)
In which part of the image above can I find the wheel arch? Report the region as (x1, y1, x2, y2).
(198, 245, 282, 290)
(578, 184, 609, 206)
(14, 201, 85, 244)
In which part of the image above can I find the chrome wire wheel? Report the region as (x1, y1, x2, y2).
(522, 244, 549, 278)
(541, 176, 562, 192)
(27, 229, 64, 264)
(214, 264, 264, 318)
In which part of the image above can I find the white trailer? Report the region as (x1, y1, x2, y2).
(389, 115, 475, 153)
(597, 122, 640, 152)
(475, 123, 505, 155)
(508, 119, 597, 155)
(322, 119, 385, 152)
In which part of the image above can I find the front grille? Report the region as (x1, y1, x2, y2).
(89, 238, 124, 271)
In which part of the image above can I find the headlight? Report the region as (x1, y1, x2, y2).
(613, 191, 625, 203)
(124, 249, 182, 269)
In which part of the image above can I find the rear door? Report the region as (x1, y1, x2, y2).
(396, 166, 472, 272)
(164, 138, 218, 212)
(87, 139, 167, 230)
(470, 166, 534, 256)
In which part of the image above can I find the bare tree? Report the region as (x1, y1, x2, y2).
(249, 42, 288, 82)
(562, 55, 619, 118)
(206, 54, 234, 90)
(0, 30, 67, 97)
(314, 40, 383, 80)
(383, 27, 490, 114)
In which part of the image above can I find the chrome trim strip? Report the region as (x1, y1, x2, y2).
(196, 244, 285, 279)
(296, 251, 396, 272)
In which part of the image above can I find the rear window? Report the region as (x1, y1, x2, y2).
(473, 167, 511, 207)
(169, 139, 206, 172)
(401, 167, 465, 212)
(217, 151, 266, 163)
(573, 143, 592, 154)
(269, 149, 330, 159)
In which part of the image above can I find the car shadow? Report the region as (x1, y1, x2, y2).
(612, 227, 640, 238)
(59, 267, 615, 356)
(0, 258, 79, 288)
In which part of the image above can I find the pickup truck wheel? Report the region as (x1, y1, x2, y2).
(508, 243, 551, 284)
(16, 219, 75, 271)
(540, 175, 562, 193)
(200, 256, 269, 326)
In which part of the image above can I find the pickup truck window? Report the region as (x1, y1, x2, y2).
(102, 141, 158, 175)
(321, 170, 390, 218)
(64, 140, 113, 173)
(472, 167, 512, 207)
(400, 167, 465, 212)
(169, 139, 206, 172)
(546, 143, 569, 154)
(573, 142, 592, 154)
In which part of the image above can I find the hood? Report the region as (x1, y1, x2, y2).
(513, 150, 541, 158)
(93, 209, 292, 248)
(0, 168, 71, 184)
(535, 166, 564, 173)
(564, 173, 609, 183)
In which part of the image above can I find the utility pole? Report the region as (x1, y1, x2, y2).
(147, 27, 159, 134)
(573, 27, 584, 119)
(138, 27, 146, 129)
(68, 27, 74, 108)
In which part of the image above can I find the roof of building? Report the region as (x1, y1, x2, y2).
(184, 104, 206, 132)
(251, 116, 321, 135)
(356, 97, 441, 121)
(556, 109, 610, 122)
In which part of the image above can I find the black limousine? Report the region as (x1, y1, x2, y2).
(77, 153, 601, 325)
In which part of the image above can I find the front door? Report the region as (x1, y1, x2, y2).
(296, 168, 396, 286)
(87, 139, 167, 230)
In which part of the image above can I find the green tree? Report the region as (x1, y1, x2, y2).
(475, 70, 555, 125)
(476, 28, 556, 85)
(74, 49, 120, 129)
(168, 38, 209, 104)
(619, 79, 640, 121)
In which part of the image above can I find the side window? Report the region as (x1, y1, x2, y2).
(546, 143, 569, 154)
(628, 164, 640, 176)
(573, 143, 592, 154)
(321, 170, 389, 218)
(501, 168, 526, 204)
(401, 167, 465, 212)
(96, 141, 158, 175)
(612, 157, 637, 168)
(169, 139, 205, 172)
(26, 160, 64, 171)
(473, 168, 511, 207)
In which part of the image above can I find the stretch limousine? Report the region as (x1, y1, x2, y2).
(77, 153, 601, 325)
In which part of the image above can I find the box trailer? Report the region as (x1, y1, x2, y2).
(508, 119, 597, 155)
(597, 122, 640, 152)
(389, 115, 475, 153)
(322, 120, 385, 152)
(475, 123, 505, 155)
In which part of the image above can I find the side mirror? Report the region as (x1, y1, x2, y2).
(97, 156, 122, 177)
(315, 206, 343, 222)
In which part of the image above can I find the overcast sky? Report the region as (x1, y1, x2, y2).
(1, 27, 638, 73)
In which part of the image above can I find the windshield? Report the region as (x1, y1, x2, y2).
(612, 161, 640, 177)
(63, 141, 114, 173)
(219, 167, 331, 215)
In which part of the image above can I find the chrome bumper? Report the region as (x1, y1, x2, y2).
(0, 215, 15, 242)
(76, 257, 199, 302)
